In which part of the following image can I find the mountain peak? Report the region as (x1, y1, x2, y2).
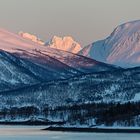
(46, 36, 81, 53)
(80, 20, 140, 68)
(19, 32, 45, 45)
(110, 20, 140, 38)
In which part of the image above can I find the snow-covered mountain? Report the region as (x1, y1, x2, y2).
(1, 27, 140, 127)
(19, 32, 82, 54)
(0, 50, 84, 92)
(80, 20, 140, 68)
(0, 28, 116, 92)
(45, 36, 81, 53)
(0, 28, 115, 73)
(19, 32, 45, 45)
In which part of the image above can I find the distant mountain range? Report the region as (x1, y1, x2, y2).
(45, 36, 81, 54)
(19, 32, 81, 53)
(20, 20, 140, 69)
(0, 28, 115, 92)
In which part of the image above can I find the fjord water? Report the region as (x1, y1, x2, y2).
(0, 126, 140, 140)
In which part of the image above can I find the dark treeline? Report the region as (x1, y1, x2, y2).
(42, 101, 140, 126)
(1, 102, 140, 126)
(0, 106, 39, 120)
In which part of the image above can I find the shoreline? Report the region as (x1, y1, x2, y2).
(1, 122, 140, 134)
(43, 127, 140, 133)
(0, 121, 64, 126)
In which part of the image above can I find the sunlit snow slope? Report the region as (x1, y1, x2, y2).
(45, 36, 81, 53)
(0, 28, 116, 91)
(80, 20, 140, 68)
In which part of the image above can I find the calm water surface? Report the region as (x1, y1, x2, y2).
(0, 126, 140, 140)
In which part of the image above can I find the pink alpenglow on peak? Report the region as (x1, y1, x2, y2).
(46, 36, 82, 53)
(19, 32, 45, 45)
(79, 20, 140, 68)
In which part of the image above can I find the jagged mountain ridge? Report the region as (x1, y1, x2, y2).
(19, 31, 82, 54)
(80, 20, 140, 68)
(45, 36, 82, 53)
(19, 32, 45, 45)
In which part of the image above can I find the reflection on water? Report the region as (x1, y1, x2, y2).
(0, 126, 140, 140)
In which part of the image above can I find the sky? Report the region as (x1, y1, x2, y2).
(0, 0, 140, 46)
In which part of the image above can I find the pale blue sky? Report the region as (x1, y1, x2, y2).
(0, 0, 140, 46)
